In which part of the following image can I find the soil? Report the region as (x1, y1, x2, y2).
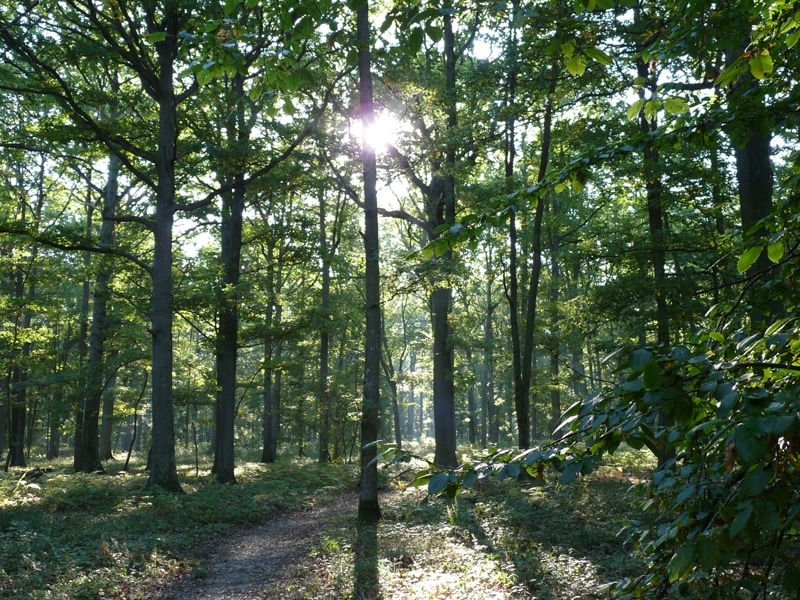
(147, 491, 359, 600)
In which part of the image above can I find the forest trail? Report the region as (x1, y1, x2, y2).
(148, 490, 359, 600)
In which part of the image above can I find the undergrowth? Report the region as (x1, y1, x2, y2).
(0, 452, 357, 599)
(281, 445, 655, 600)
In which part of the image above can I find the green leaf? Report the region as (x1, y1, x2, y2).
(146, 31, 168, 43)
(224, 0, 238, 16)
(730, 502, 753, 537)
(740, 466, 772, 497)
(642, 361, 662, 389)
(407, 27, 423, 55)
(759, 414, 796, 435)
(754, 500, 780, 532)
(631, 348, 653, 369)
(734, 421, 768, 463)
(584, 46, 612, 66)
(560, 460, 582, 484)
(737, 245, 763, 273)
(462, 470, 478, 488)
(428, 472, 450, 495)
(644, 98, 661, 121)
(626, 98, 645, 121)
(715, 59, 748, 88)
(668, 544, 695, 582)
(767, 241, 784, 263)
(565, 55, 587, 76)
(664, 97, 690, 114)
(696, 538, 720, 571)
(749, 50, 773, 79)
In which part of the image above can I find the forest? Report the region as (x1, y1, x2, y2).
(0, 0, 799, 597)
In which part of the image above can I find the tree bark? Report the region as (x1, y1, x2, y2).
(79, 152, 120, 472)
(318, 194, 332, 462)
(146, 9, 183, 492)
(261, 238, 282, 464)
(357, 0, 381, 525)
(213, 72, 248, 485)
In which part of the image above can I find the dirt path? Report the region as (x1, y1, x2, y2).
(149, 491, 358, 600)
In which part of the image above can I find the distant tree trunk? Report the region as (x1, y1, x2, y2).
(318, 194, 333, 462)
(261, 232, 283, 464)
(509, 69, 555, 449)
(98, 369, 117, 460)
(380, 308, 403, 450)
(73, 199, 92, 471)
(465, 348, 477, 445)
(548, 228, 561, 435)
(79, 151, 120, 473)
(47, 390, 63, 460)
(357, 0, 381, 525)
(8, 369, 27, 467)
(0, 377, 6, 457)
(483, 250, 497, 447)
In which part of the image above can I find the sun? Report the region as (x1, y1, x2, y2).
(353, 111, 402, 153)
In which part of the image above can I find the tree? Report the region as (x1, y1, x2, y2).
(356, 0, 382, 525)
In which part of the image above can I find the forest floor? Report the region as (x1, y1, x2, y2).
(140, 467, 651, 599)
(146, 490, 361, 599)
(0, 448, 652, 599)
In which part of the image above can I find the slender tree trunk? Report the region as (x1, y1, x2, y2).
(214, 70, 252, 484)
(548, 226, 561, 435)
(98, 368, 117, 460)
(357, 0, 381, 525)
(73, 191, 92, 471)
(465, 348, 477, 445)
(261, 239, 279, 463)
(318, 195, 332, 461)
(483, 249, 497, 447)
(80, 152, 120, 473)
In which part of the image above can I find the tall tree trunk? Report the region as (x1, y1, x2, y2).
(483, 249, 497, 447)
(73, 190, 92, 471)
(79, 152, 120, 473)
(146, 14, 182, 492)
(357, 0, 381, 525)
(318, 194, 332, 462)
(430, 2, 458, 469)
(214, 66, 258, 483)
(637, 56, 669, 347)
(261, 238, 282, 464)
(508, 66, 556, 449)
(548, 227, 561, 436)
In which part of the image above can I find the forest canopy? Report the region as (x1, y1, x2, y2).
(1, 0, 799, 597)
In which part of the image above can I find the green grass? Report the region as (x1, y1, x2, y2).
(0, 453, 357, 599)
